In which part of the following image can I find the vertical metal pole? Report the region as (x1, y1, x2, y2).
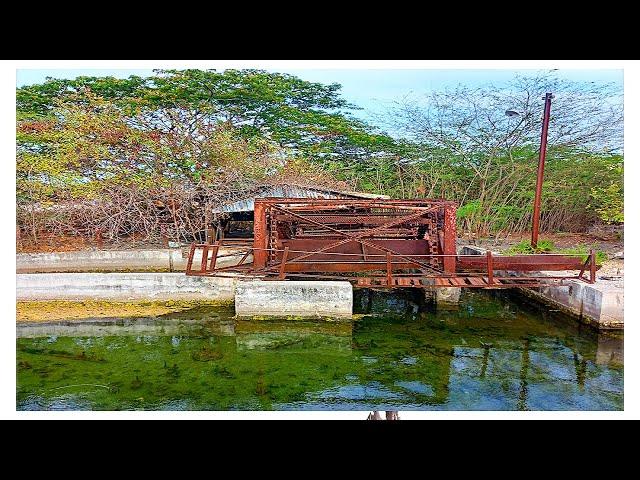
(278, 246, 289, 280)
(531, 92, 553, 250)
(386, 252, 393, 287)
(443, 204, 457, 274)
(210, 242, 220, 271)
(253, 200, 268, 269)
(200, 244, 209, 273)
(185, 242, 196, 274)
(487, 251, 494, 285)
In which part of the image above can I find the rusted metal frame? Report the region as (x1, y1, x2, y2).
(259, 198, 457, 209)
(576, 254, 591, 281)
(386, 252, 393, 286)
(200, 244, 210, 273)
(185, 243, 196, 275)
(589, 249, 596, 284)
(442, 204, 457, 274)
(263, 203, 441, 273)
(487, 251, 494, 285)
(209, 239, 222, 271)
(279, 246, 290, 280)
(254, 270, 567, 288)
(257, 239, 440, 275)
(253, 200, 269, 269)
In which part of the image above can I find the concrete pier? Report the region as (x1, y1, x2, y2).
(435, 287, 462, 309)
(17, 274, 354, 320)
(421, 281, 461, 310)
(235, 281, 353, 319)
(461, 245, 624, 330)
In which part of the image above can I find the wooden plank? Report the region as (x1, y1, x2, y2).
(467, 277, 485, 286)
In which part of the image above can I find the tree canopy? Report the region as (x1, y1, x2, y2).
(16, 69, 623, 248)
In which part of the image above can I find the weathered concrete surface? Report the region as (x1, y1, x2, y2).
(16, 273, 237, 302)
(420, 280, 461, 309)
(235, 281, 353, 319)
(16, 248, 250, 273)
(435, 287, 462, 309)
(16, 317, 236, 338)
(461, 245, 624, 330)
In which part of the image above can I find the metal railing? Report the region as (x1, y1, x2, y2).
(185, 242, 598, 288)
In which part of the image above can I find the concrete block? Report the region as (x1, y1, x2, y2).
(16, 273, 237, 302)
(435, 287, 461, 309)
(235, 280, 353, 319)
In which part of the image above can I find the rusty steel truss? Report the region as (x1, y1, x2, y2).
(186, 198, 599, 289)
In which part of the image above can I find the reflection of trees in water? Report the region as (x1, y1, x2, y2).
(517, 338, 530, 411)
(16, 291, 623, 411)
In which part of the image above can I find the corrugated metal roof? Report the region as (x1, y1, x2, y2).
(211, 185, 389, 214)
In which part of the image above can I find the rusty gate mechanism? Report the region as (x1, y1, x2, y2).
(186, 198, 599, 289)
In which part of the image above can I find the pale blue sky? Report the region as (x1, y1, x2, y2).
(16, 68, 623, 125)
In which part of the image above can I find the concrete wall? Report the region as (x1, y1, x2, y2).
(16, 273, 237, 302)
(460, 245, 624, 330)
(235, 281, 353, 319)
(16, 248, 251, 273)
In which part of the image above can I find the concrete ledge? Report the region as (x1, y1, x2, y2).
(461, 245, 624, 330)
(16, 273, 237, 302)
(235, 281, 353, 319)
(16, 248, 249, 273)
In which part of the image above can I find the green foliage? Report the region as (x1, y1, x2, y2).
(17, 70, 394, 161)
(457, 200, 482, 219)
(560, 245, 608, 264)
(16, 70, 624, 244)
(504, 240, 607, 263)
(504, 240, 555, 255)
(590, 182, 623, 224)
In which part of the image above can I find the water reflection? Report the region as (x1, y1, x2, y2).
(16, 290, 623, 411)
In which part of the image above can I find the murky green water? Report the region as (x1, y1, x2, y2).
(16, 290, 623, 411)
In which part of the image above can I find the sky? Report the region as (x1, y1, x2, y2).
(16, 68, 623, 126)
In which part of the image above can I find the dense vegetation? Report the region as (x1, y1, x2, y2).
(16, 69, 623, 247)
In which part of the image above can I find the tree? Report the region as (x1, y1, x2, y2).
(384, 72, 623, 236)
(17, 69, 396, 161)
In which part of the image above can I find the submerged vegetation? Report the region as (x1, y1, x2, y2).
(17, 70, 623, 248)
(16, 300, 233, 322)
(16, 291, 623, 411)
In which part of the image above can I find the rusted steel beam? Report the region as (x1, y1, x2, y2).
(210, 242, 220, 271)
(279, 246, 289, 280)
(457, 254, 593, 272)
(253, 200, 268, 269)
(443, 204, 456, 274)
(185, 243, 196, 274)
(200, 244, 209, 273)
(262, 261, 418, 273)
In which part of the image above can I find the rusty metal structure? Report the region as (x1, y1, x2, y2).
(186, 198, 599, 289)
